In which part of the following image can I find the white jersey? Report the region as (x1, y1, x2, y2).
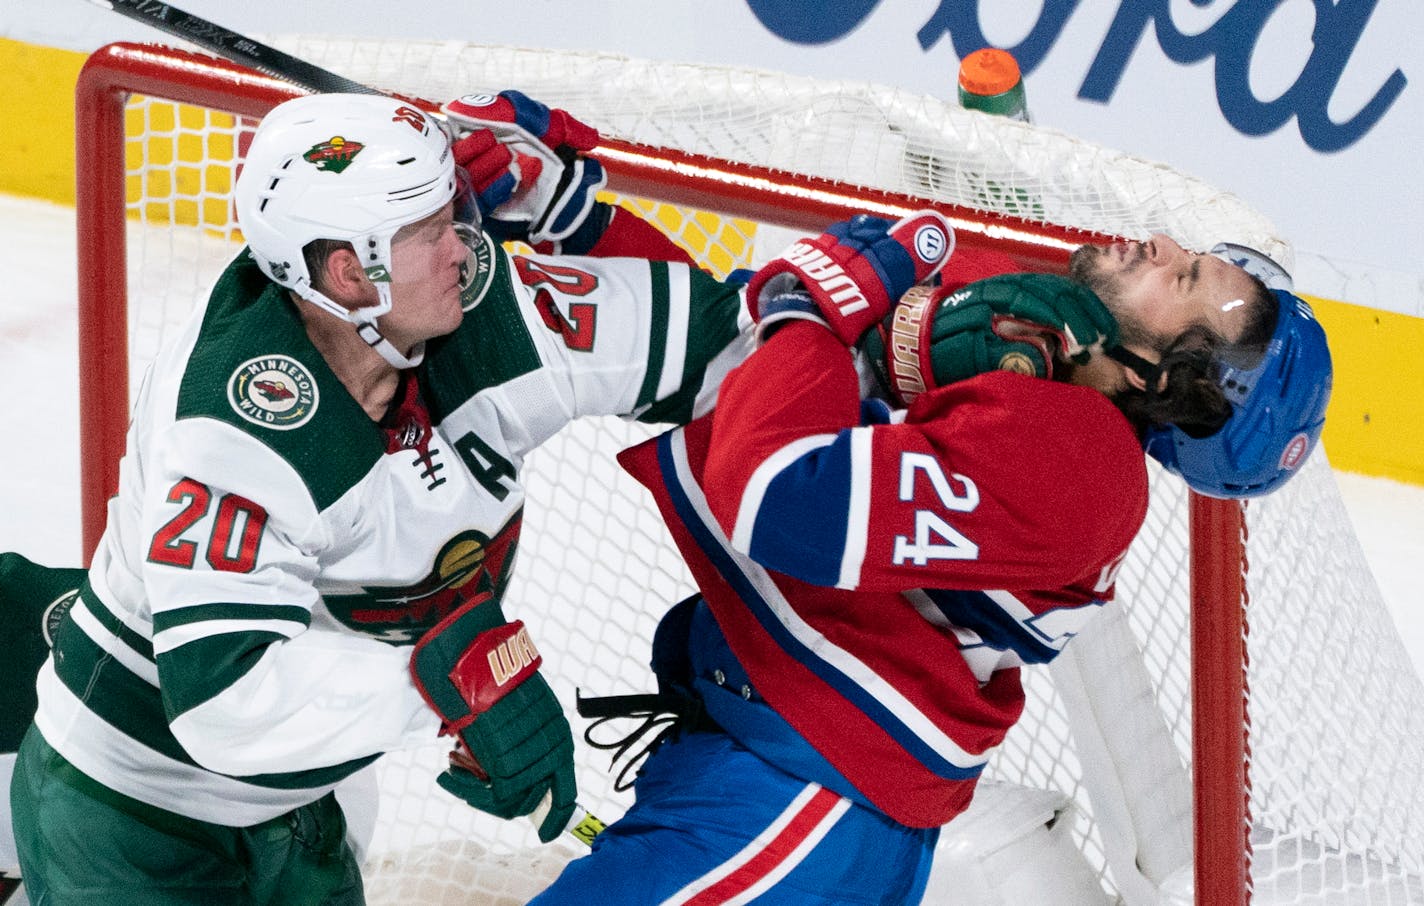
(34, 235, 750, 826)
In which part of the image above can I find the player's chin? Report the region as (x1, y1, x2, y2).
(437, 300, 464, 334)
(439, 284, 465, 323)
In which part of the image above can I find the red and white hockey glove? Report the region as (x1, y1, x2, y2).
(745, 211, 955, 346)
(443, 91, 607, 246)
(411, 599, 576, 843)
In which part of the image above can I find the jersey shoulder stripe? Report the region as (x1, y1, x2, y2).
(729, 424, 877, 590)
(732, 432, 846, 588)
(633, 259, 672, 410)
(635, 263, 745, 425)
(176, 251, 384, 511)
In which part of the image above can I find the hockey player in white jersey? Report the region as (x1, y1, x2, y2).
(8, 91, 749, 905)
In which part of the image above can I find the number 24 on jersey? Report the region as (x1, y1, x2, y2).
(892, 452, 980, 566)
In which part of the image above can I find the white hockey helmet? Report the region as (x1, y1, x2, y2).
(234, 93, 461, 367)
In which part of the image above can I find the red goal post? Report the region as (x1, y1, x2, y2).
(74, 39, 1417, 905)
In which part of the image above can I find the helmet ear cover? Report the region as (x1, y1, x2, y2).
(1143, 244, 1333, 499)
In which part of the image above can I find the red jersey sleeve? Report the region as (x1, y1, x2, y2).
(703, 322, 1147, 596)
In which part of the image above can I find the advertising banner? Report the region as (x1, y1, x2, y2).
(3, 0, 1418, 314)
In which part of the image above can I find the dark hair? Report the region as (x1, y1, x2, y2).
(1112, 325, 1231, 437)
(1114, 279, 1280, 438)
(301, 238, 355, 292)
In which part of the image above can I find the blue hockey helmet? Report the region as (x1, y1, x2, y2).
(1142, 243, 1333, 499)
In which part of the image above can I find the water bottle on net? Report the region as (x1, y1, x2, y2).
(955, 47, 1042, 217)
(957, 47, 1031, 122)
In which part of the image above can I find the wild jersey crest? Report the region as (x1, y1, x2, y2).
(324, 519, 522, 643)
(227, 355, 320, 430)
(460, 230, 499, 312)
(42, 587, 80, 648)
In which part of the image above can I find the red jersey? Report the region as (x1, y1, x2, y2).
(619, 321, 1147, 827)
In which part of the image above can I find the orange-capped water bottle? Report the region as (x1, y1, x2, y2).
(957, 47, 1030, 122)
(954, 47, 1041, 217)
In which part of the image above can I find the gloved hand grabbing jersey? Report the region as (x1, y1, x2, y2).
(444, 91, 607, 247)
(745, 211, 955, 345)
(862, 272, 1120, 406)
(411, 596, 576, 843)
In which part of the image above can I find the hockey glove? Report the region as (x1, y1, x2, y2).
(745, 211, 954, 346)
(411, 598, 576, 843)
(866, 272, 1119, 405)
(443, 91, 607, 246)
(449, 126, 527, 222)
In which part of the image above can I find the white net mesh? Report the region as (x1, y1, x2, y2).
(89, 38, 1424, 904)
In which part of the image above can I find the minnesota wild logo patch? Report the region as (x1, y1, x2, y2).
(228, 355, 320, 430)
(42, 588, 80, 648)
(460, 229, 499, 312)
(303, 136, 364, 173)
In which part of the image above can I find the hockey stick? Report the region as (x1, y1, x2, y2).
(86, 0, 381, 95)
(85, 0, 612, 849)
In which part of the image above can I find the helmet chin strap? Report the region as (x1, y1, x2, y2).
(298, 282, 426, 370)
(1105, 344, 1162, 391)
(356, 321, 425, 369)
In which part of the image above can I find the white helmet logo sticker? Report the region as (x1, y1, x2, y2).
(228, 355, 320, 430)
(302, 136, 365, 173)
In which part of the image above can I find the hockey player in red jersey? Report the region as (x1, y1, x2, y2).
(533, 212, 1332, 904)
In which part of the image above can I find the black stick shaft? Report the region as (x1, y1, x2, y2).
(89, 0, 382, 95)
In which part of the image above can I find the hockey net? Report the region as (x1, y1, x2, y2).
(74, 39, 1424, 905)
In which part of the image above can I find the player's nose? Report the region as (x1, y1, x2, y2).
(442, 223, 468, 265)
(1146, 233, 1186, 264)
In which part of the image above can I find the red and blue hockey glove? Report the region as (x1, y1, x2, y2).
(411, 598, 576, 843)
(745, 211, 954, 345)
(443, 91, 606, 246)
(449, 126, 529, 223)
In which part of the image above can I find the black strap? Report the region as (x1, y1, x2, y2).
(1105, 344, 1163, 388)
(575, 689, 721, 792)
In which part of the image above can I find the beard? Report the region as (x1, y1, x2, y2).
(1069, 244, 1166, 354)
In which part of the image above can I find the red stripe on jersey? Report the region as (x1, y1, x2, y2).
(668, 786, 845, 905)
(700, 566, 996, 826)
